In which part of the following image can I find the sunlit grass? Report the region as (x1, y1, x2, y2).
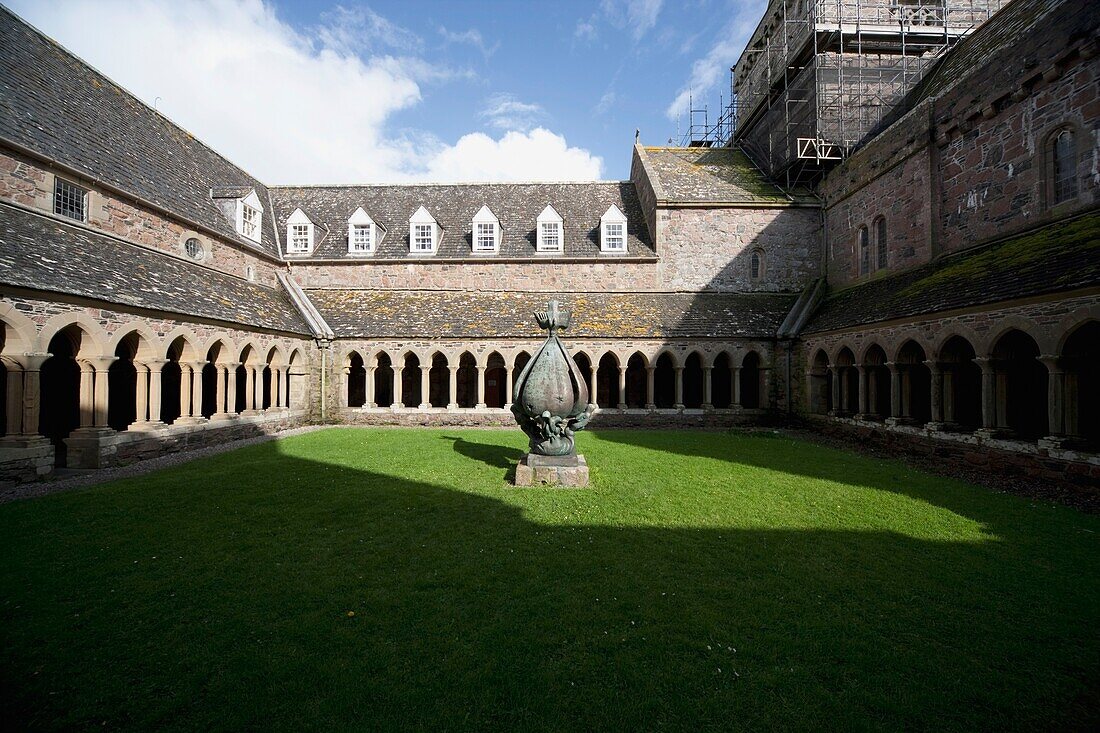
(1, 428, 1096, 731)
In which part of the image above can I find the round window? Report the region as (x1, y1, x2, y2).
(184, 237, 205, 260)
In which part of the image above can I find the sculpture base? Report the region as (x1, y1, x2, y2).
(513, 453, 589, 488)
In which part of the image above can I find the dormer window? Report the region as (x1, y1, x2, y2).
(347, 207, 376, 254)
(409, 206, 440, 254)
(600, 204, 628, 253)
(234, 190, 264, 243)
(536, 205, 563, 253)
(285, 208, 314, 254)
(472, 205, 501, 253)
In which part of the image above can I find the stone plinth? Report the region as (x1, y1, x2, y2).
(513, 453, 589, 488)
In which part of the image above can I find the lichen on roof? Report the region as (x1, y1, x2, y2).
(642, 147, 804, 204)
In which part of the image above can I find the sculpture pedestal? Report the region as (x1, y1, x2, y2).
(513, 453, 589, 488)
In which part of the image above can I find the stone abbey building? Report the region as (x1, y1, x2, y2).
(0, 0, 1097, 487)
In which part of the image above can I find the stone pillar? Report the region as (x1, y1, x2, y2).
(341, 367, 351, 408)
(189, 361, 206, 419)
(588, 366, 598, 406)
(926, 360, 944, 429)
(617, 365, 628, 410)
(504, 365, 514, 409)
(272, 367, 282, 409)
(419, 365, 431, 410)
(91, 356, 115, 428)
(78, 361, 95, 427)
(645, 367, 655, 410)
(134, 362, 149, 423)
(281, 367, 292, 410)
(701, 366, 713, 410)
(941, 367, 956, 424)
(1039, 355, 1065, 440)
(393, 365, 403, 409)
(244, 366, 257, 412)
(179, 362, 193, 419)
(4, 360, 24, 435)
(827, 365, 840, 416)
(734, 366, 743, 408)
(974, 358, 997, 431)
(20, 354, 49, 436)
(143, 363, 158, 422)
(887, 362, 901, 420)
(673, 366, 684, 410)
(447, 366, 458, 409)
(226, 363, 239, 415)
(209, 363, 226, 418)
(762, 367, 773, 410)
(856, 365, 868, 417)
(365, 366, 376, 408)
(475, 364, 486, 409)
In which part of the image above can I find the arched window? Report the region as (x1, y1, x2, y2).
(874, 216, 887, 270)
(750, 249, 765, 281)
(858, 226, 869, 275)
(1052, 129, 1077, 205)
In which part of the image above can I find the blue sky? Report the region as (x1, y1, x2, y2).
(12, 0, 766, 183)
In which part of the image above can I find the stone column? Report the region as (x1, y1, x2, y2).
(209, 363, 227, 418)
(926, 360, 944, 429)
(856, 365, 868, 418)
(226, 362, 239, 415)
(974, 358, 997, 431)
(733, 366, 743, 409)
(189, 361, 207, 419)
(134, 362, 149, 423)
(617, 365, 628, 410)
(20, 354, 49, 436)
(588, 365, 598, 406)
(244, 366, 256, 412)
(762, 367, 773, 411)
(178, 362, 193, 419)
(419, 365, 431, 410)
(447, 366, 458, 410)
(941, 367, 956, 424)
(146, 358, 167, 422)
(475, 364, 486, 409)
(393, 365, 403, 409)
(341, 367, 351, 408)
(3, 359, 24, 434)
(645, 366, 655, 410)
(78, 361, 95, 427)
(701, 366, 713, 410)
(887, 362, 901, 420)
(91, 356, 115, 428)
(365, 366, 376, 408)
(1039, 355, 1065, 440)
(673, 366, 684, 410)
(281, 366, 292, 410)
(827, 365, 840, 416)
(504, 365, 514, 409)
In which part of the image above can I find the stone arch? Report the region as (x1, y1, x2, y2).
(0, 303, 37, 356)
(862, 343, 890, 419)
(653, 351, 676, 409)
(931, 325, 982, 362)
(571, 351, 593, 399)
(991, 329, 1047, 439)
(1055, 307, 1100, 352)
(939, 334, 981, 430)
(895, 339, 931, 425)
(373, 350, 394, 408)
(456, 351, 478, 408)
(625, 351, 648, 408)
(40, 324, 90, 466)
(740, 350, 764, 409)
(484, 351, 507, 408)
(347, 351, 366, 408)
(36, 312, 107, 358)
(834, 346, 857, 415)
(682, 351, 705, 409)
(980, 317, 1047, 358)
(106, 322, 160, 363)
(808, 348, 831, 414)
(107, 327, 159, 431)
(428, 351, 449, 408)
(595, 351, 620, 409)
(711, 351, 733, 409)
(1061, 319, 1100, 445)
(399, 351, 421, 408)
(512, 350, 532, 404)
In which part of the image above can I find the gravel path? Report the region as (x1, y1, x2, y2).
(0, 425, 331, 504)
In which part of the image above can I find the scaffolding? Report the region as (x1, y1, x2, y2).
(728, 0, 1005, 187)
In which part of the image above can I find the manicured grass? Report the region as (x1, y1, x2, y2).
(1, 428, 1097, 731)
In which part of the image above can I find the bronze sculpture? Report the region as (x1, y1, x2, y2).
(511, 300, 596, 457)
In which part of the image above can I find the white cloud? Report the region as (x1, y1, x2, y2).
(8, 0, 602, 183)
(422, 129, 603, 182)
(595, 90, 617, 116)
(438, 25, 499, 59)
(665, 1, 764, 120)
(479, 93, 545, 132)
(574, 17, 599, 42)
(601, 0, 663, 41)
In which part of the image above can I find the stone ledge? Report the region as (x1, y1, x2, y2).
(513, 453, 589, 488)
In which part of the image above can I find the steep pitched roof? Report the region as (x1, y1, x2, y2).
(269, 182, 654, 260)
(305, 289, 797, 339)
(0, 203, 311, 335)
(0, 7, 281, 257)
(804, 212, 1100, 334)
(639, 147, 812, 205)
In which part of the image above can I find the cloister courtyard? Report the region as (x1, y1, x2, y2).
(2, 427, 1097, 731)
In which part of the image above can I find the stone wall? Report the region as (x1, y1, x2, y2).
(0, 148, 285, 287)
(657, 206, 821, 292)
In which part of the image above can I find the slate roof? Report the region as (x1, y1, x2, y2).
(0, 7, 281, 257)
(804, 212, 1100, 334)
(640, 147, 812, 205)
(0, 204, 312, 335)
(269, 182, 654, 260)
(306, 289, 798, 339)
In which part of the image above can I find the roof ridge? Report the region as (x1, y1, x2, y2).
(268, 180, 630, 189)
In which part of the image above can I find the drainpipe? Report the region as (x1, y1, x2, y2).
(319, 339, 328, 423)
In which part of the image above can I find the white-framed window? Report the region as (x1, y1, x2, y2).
(285, 208, 314, 254)
(234, 190, 264, 243)
(536, 204, 564, 253)
(53, 177, 87, 221)
(347, 207, 376, 254)
(409, 206, 439, 254)
(471, 205, 500, 253)
(600, 204, 628, 252)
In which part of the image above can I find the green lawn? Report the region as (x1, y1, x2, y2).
(2, 428, 1097, 731)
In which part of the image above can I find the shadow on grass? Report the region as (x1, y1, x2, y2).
(0, 428, 1097, 731)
